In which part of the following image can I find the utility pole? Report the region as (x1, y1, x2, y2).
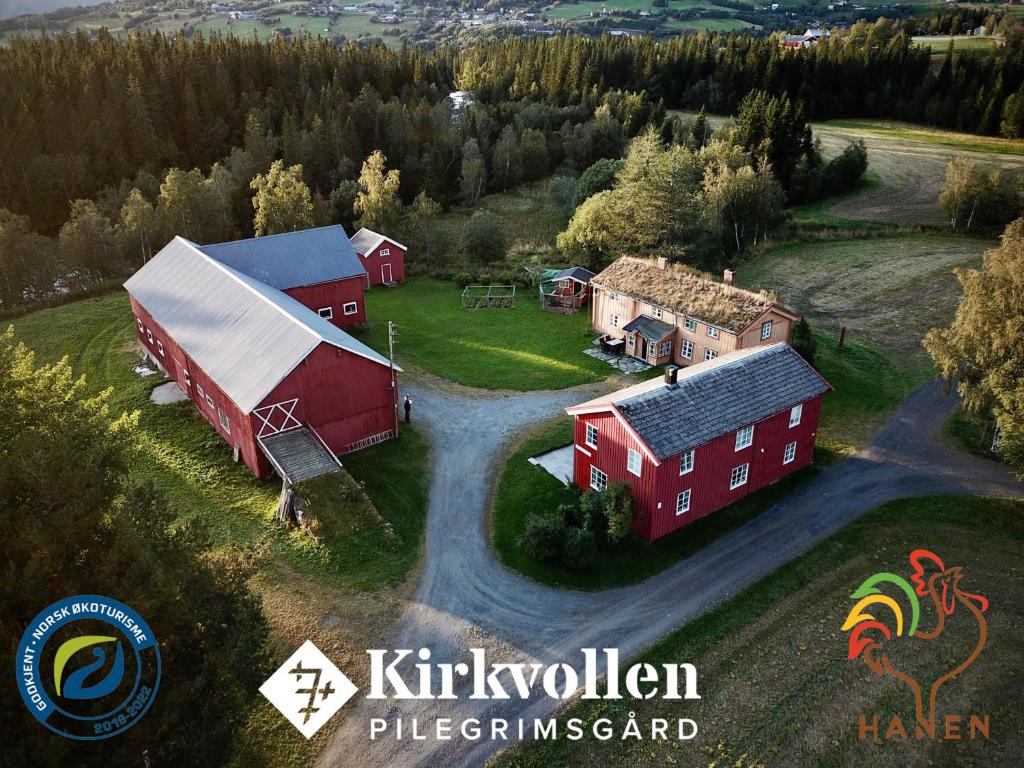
(388, 321, 399, 436)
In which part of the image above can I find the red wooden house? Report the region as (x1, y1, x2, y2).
(200, 225, 368, 328)
(124, 236, 401, 480)
(350, 227, 406, 286)
(565, 344, 831, 541)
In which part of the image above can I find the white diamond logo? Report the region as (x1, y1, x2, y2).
(259, 640, 358, 739)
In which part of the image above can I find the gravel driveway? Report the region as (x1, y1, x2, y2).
(317, 376, 1022, 768)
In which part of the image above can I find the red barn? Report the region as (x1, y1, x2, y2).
(124, 236, 401, 479)
(565, 344, 831, 541)
(350, 227, 406, 286)
(200, 226, 368, 327)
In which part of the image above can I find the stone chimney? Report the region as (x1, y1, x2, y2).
(656, 256, 668, 270)
(723, 268, 735, 286)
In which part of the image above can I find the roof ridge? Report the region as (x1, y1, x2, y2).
(176, 236, 331, 347)
(202, 224, 344, 249)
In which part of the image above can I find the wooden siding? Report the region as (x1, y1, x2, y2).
(571, 394, 823, 541)
(361, 239, 406, 286)
(591, 285, 793, 368)
(284, 276, 366, 328)
(257, 343, 398, 457)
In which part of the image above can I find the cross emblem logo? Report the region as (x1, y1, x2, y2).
(259, 641, 358, 738)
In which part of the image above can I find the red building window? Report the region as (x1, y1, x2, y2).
(735, 424, 754, 451)
(590, 465, 608, 492)
(676, 489, 691, 516)
(784, 441, 797, 465)
(789, 403, 803, 427)
(343, 302, 358, 316)
(380, 247, 390, 256)
(627, 448, 642, 477)
(585, 423, 598, 449)
(730, 463, 749, 490)
(679, 449, 694, 475)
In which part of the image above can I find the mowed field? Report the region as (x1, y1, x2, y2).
(496, 496, 1024, 768)
(738, 235, 991, 360)
(673, 111, 1024, 224)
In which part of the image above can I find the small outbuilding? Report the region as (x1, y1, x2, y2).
(125, 236, 402, 479)
(538, 266, 595, 314)
(566, 344, 830, 541)
(350, 228, 406, 286)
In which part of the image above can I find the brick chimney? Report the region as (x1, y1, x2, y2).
(664, 364, 680, 387)
(723, 268, 735, 286)
(656, 256, 668, 270)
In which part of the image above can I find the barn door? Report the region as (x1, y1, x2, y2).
(381, 263, 393, 283)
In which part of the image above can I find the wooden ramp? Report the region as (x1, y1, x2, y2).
(258, 427, 342, 484)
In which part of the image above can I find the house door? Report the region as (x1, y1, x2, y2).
(634, 336, 647, 360)
(381, 263, 393, 283)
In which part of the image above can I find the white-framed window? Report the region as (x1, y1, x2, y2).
(205, 393, 214, 409)
(789, 403, 803, 427)
(730, 463, 749, 490)
(590, 465, 608, 492)
(680, 340, 694, 359)
(318, 306, 333, 320)
(183, 370, 191, 387)
(783, 441, 797, 464)
(156, 340, 165, 357)
(761, 320, 773, 340)
(609, 292, 618, 301)
(707, 326, 719, 338)
(146, 329, 153, 343)
(679, 449, 694, 475)
(658, 340, 672, 357)
(704, 348, 717, 361)
(610, 314, 619, 329)
(137, 318, 144, 333)
(684, 318, 696, 332)
(676, 489, 691, 516)
(380, 247, 390, 256)
(585, 423, 598, 449)
(627, 448, 642, 477)
(196, 383, 205, 400)
(735, 424, 754, 450)
(343, 302, 358, 316)
(218, 407, 231, 434)
(651, 306, 662, 319)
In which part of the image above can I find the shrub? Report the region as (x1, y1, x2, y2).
(792, 317, 817, 367)
(519, 513, 566, 562)
(461, 210, 507, 264)
(823, 140, 868, 195)
(547, 175, 578, 218)
(562, 527, 597, 569)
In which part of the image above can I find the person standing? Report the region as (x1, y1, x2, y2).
(403, 394, 412, 424)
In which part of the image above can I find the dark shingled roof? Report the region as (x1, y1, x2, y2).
(200, 225, 365, 290)
(614, 344, 829, 460)
(623, 314, 676, 341)
(554, 267, 595, 284)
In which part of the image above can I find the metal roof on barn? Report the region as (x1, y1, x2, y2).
(568, 344, 830, 460)
(350, 227, 407, 256)
(124, 237, 396, 414)
(199, 225, 365, 289)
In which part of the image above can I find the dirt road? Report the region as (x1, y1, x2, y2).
(317, 376, 1022, 768)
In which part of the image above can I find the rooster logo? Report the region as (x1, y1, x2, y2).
(841, 548, 989, 735)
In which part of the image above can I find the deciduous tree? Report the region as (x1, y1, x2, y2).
(250, 160, 315, 236)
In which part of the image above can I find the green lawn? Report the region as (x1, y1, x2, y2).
(490, 328, 911, 589)
(495, 495, 1024, 768)
(358, 278, 614, 390)
(819, 118, 1024, 157)
(7, 292, 431, 768)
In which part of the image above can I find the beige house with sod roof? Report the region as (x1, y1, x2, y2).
(591, 256, 797, 367)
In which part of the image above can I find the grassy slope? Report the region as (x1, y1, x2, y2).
(491, 329, 909, 588)
(358, 278, 613, 391)
(738, 234, 990, 363)
(6, 293, 430, 768)
(820, 118, 1024, 157)
(496, 495, 1024, 768)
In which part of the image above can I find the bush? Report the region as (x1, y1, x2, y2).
(461, 210, 507, 264)
(823, 140, 868, 195)
(519, 513, 567, 562)
(547, 175, 578, 218)
(792, 317, 817, 367)
(562, 526, 597, 569)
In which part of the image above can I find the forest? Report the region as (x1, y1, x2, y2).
(0, 23, 1021, 310)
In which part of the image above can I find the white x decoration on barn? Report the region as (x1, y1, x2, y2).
(253, 398, 302, 438)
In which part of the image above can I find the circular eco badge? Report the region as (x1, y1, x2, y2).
(15, 595, 161, 740)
